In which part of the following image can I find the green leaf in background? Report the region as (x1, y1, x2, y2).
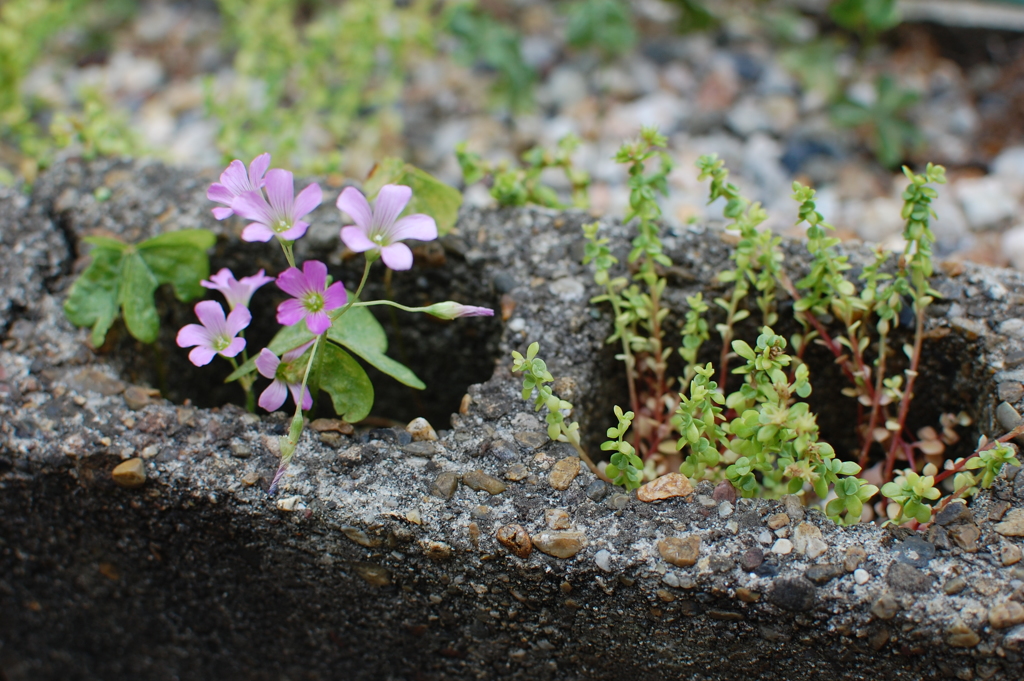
(225, 298, 425, 391)
(62, 229, 215, 346)
(363, 157, 462, 236)
(317, 342, 374, 422)
(829, 0, 900, 38)
(565, 0, 636, 57)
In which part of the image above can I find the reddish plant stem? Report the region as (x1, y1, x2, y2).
(859, 329, 889, 468)
(932, 421, 1024, 485)
(885, 306, 927, 482)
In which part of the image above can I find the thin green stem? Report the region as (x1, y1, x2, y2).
(278, 239, 296, 269)
(331, 259, 373, 326)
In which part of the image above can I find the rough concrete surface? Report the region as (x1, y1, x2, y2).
(3, 159, 1024, 680)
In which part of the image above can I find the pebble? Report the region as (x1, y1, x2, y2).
(352, 563, 391, 587)
(423, 541, 452, 561)
(401, 441, 438, 458)
(996, 402, 1023, 432)
(718, 501, 734, 518)
(804, 563, 844, 586)
(948, 524, 981, 553)
(229, 442, 252, 458)
(430, 472, 459, 500)
(844, 546, 867, 572)
(995, 509, 1024, 536)
(936, 500, 973, 526)
(999, 381, 1024, 403)
(771, 538, 793, 555)
(68, 369, 125, 396)
(989, 501, 1011, 522)
(712, 480, 737, 503)
(548, 457, 580, 491)
(854, 569, 870, 585)
(989, 601, 1024, 629)
(123, 385, 161, 410)
(944, 576, 967, 595)
(769, 577, 816, 612)
(893, 535, 936, 567)
(112, 458, 146, 488)
(736, 587, 760, 603)
(782, 495, 805, 522)
(405, 417, 437, 441)
(871, 593, 900, 620)
(309, 418, 353, 434)
(946, 620, 980, 648)
(586, 480, 609, 501)
(757, 530, 773, 545)
(241, 472, 260, 486)
(951, 317, 987, 341)
(1002, 543, 1023, 566)
(595, 549, 613, 572)
(791, 522, 823, 556)
(514, 430, 548, 450)
(766, 512, 790, 530)
(341, 526, 379, 548)
(637, 473, 693, 502)
(956, 176, 1017, 230)
(504, 463, 530, 481)
(886, 562, 935, 594)
(739, 548, 763, 571)
(276, 496, 300, 512)
(545, 509, 571, 529)
(658, 535, 702, 568)
(462, 470, 507, 495)
(531, 531, 586, 559)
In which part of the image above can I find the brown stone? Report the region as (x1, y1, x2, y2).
(544, 509, 571, 529)
(1002, 543, 1023, 566)
(496, 524, 533, 559)
(112, 458, 145, 488)
(844, 546, 867, 573)
(995, 509, 1024, 536)
(423, 541, 452, 561)
(658, 535, 701, 568)
(514, 431, 548, 450)
(430, 472, 459, 500)
(548, 457, 580, 491)
(341, 526, 380, 548)
(532, 531, 586, 559)
(637, 473, 693, 502)
(948, 524, 981, 552)
(736, 587, 760, 603)
(504, 463, 530, 481)
(767, 513, 790, 530)
(352, 562, 391, 587)
(989, 601, 1024, 629)
(871, 593, 900, 620)
(309, 418, 353, 434)
(123, 385, 161, 410)
(405, 417, 437, 442)
(68, 369, 125, 396)
(946, 620, 980, 648)
(462, 470, 507, 495)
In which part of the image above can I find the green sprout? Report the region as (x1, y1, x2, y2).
(881, 470, 941, 525)
(603, 406, 643, 490)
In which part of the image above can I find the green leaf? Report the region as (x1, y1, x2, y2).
(328, 305, 425, 389)
(82, 235, 129, 251)
(138, 229, 217, 301)
(318, 342, 374, 422)
(63, 245, 123, 347)
(120, 252, 160, 343)
(364, 158, 462, 236)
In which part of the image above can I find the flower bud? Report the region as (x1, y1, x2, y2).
(424, 301, 495, 319)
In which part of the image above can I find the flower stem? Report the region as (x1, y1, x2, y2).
(268, 334, 322, 495)
(330, 259, 373, 326)
(278, 240, 296, 269)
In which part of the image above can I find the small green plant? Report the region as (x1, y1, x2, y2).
(829, 0, 900, 42)
(49, 88, 141, 161)
(445, 3, 535, 112)
(831, 74, 921, 169)
(457, 134, 590, 209)
(64, 230, 216, 347)
(513, 129, 1017, 529)
(564, 0, 637, 57)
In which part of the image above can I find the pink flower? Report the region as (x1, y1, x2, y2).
(201, 268, 274, 310)
(231, 169, 322, 243)
(337, 184, 437, 270)
(207, 153, 270, 220)
(176, 301, 251, 367)
(255, 342, 315, 412)
(424, 301, 495, 319)
(275, 260, 347, 335)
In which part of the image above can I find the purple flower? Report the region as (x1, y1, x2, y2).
(231, 169, 322, 243)
(207, 153, 270, 220)
(255, 341, 315, 412)
(176, 300, 251, 367)
(275, 260, 347, 335)
(337, 184, 437, 271)
(201, 268, 275, 310)
(424, 301, 495, 319)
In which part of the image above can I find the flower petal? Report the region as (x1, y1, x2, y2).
(281, 339, 316, 363)
(340, 226, 376, 253)
(264, 169, 294, 218)
(225, 306, 252, 336)
(259, 380, 288, 412)
(207, 183, 234, 205)
(256, 348, 281, 379)
(176, 323, 211, 349)
(380, 242, 413, 271)
(305, 310, 331, 335)
(292, 183, 322, 220)
(336, 186, 373, 231)
(278, 222, 308, 241)
(275, 267, 309, 298)
(389, 214, 437, 243)
(302, 260, 328, 292)
(221, 337, 246, 358)
(232, 191, 274, 225)
(276, 298, 307, 327)
(194, 300, 228, 335)
(323, 282, 348, 311)
(188, 346, 217, 367)
(204, 268, 236, 290)
(211, 206, 234, 220)
(219, 160, 249, 195)
(372, 184, 412, 232)
(241, 223, 275, 242)
(248, 153, 271, 187)
(288, 383, 313, 410)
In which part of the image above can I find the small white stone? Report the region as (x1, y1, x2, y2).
(662, 572, 680, 588)
(771, 538, 794, 555)
(726, 520, 739, 534)
(595, 549, 613, 573)
(758, 530, 774, 544)
(854, 568, 870, 585)
(718, 501, 734, 518)
(805, 537, 828, 560)
(276, 495, 301, 512)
